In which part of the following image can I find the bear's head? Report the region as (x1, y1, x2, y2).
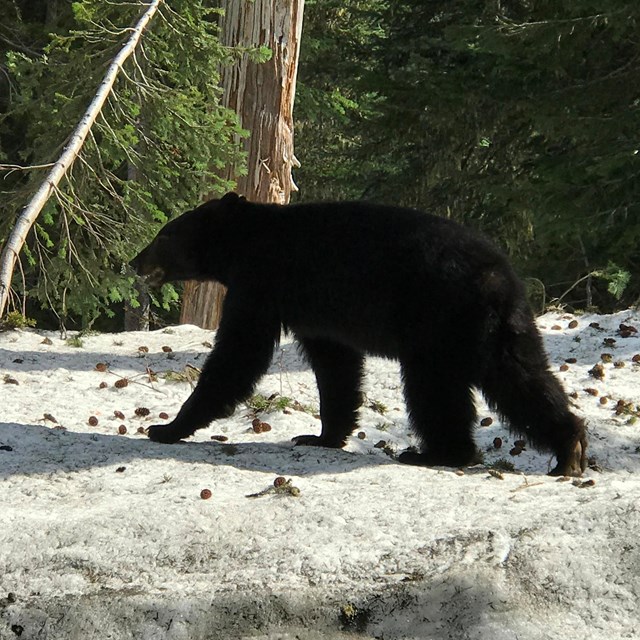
(129, 192, 245, 286)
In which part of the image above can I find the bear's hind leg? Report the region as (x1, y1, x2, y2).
(481, 355, 586, 476)
(479, 316, 586, 477)
(398, 357, 479, 468)
(293, 338, 364, 448)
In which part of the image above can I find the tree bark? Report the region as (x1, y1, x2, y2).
(179, 0, 304, 329)
(0, 0, 162, 320)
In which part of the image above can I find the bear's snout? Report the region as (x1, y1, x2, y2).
(129, 246, 166, 287)
(128, 252, 149, 276)
(128, 253, 142, 272)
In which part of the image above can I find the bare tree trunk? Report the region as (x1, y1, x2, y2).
(124, 91, 150, 330)
(180, 282, 226, 327)
(123, 152, 151, 331)
(0, 0, 162, 320)
(179, 0, 304, 329)
(124, 158, 150, 331)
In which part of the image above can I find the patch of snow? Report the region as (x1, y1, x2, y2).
(1, 311, 639, 638)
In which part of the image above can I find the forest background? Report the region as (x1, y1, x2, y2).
(0, 0, 638, 330)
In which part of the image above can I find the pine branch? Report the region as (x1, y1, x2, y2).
(0, 0, 162, 319)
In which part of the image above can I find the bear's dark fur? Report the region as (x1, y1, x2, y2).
(130, 192, 587, 476)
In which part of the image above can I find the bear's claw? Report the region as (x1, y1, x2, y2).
(397, 448, 481, 468)
(147, 423, 189, 444)
(548, 437, 587, 477)
(292, 434, 346, 448)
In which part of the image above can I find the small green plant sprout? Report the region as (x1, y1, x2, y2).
(65, 335, 84, 348)
(160, 364, 201, 385)
(246, 392, 291, 413)
(490, 458, 516, 473)
(368, 399, 388, 415)
(245, 392, 314, 416)
(0, 311, 36, 331)
(246, 476, 300, 498)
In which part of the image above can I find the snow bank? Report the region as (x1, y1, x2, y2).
(1, 311, 639, 639)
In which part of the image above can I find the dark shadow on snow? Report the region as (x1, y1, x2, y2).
(0, 562, 588, 640)
(0, 421, 396, 479)
(1, 419, 639, 479)
(0, 337, 312, 374)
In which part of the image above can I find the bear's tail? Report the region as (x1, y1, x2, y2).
(479, 301, 587, 476)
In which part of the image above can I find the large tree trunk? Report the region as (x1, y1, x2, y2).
(179, 0, 304, 329)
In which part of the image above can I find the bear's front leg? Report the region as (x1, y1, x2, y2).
(147, 293, 280, 444)
(147, 392, 235, 443)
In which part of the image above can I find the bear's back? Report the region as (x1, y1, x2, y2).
(228, 200, 519, 354)
(246, 200, 512, 292)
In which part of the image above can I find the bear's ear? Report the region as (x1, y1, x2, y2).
(221, 192, 247, 205)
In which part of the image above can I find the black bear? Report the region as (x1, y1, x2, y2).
(130, 192, 586, 476)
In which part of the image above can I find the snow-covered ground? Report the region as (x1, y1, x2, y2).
(1, 310, 639, 639)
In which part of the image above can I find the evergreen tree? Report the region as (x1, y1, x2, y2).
(0, 0, 245, 328)
(296, 0, 640, 310)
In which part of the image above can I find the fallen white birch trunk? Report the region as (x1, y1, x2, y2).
(0, 0, 162, 319)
